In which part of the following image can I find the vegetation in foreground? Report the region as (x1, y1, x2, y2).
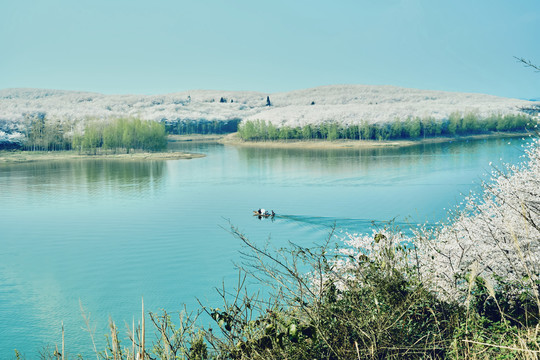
(238, 112, 536, 142)
(14, 136, 539, 359)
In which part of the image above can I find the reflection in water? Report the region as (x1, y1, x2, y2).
(276, 214, 385, 228)
(228, 138, 529, 190)
(0, 160, 165, 199)
(236, 138, 522, 172)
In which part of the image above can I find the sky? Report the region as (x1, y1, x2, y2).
(0, 0, 539, 99)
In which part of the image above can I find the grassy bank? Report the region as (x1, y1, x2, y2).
(168, 134, 228, 142)
(0, 150, 204, 164)
(220, 131, 532, 149)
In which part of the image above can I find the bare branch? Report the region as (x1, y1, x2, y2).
(514, 56, 540, 72)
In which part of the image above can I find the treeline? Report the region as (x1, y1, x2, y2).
(73, 118, 167, 153)
(164, 118, 241, 135)
(238, 112, 534, 141)
(22, 115, 167, 153)
(23, 114, 73, 151)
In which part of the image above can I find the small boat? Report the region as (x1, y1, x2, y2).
(253, 210, 275, 217)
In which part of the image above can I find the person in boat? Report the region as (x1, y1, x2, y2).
(255, 208, 275, 217)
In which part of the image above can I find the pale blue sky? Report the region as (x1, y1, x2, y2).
(1, 0, 539, 99)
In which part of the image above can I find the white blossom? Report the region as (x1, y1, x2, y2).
(0, 85, 533, 137)
(329, 138, 540, 303)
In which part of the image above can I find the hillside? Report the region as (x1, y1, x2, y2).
(0, 85, 537, 147)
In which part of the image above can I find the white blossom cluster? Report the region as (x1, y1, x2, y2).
(415, 137, 540, 302)
(0, 88, 266, 124)
(320, 228, 413, 292)
(0, 130, 24, 144)
(0, 85, 534, 131)
(245, 85, 535, 127)
(332, 137, 540, 302)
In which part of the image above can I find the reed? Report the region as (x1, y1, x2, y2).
(79, 300, 99, 360)
(62, 322, 64, 360)
(139, 297, 145, 360)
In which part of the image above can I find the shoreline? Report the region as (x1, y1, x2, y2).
(218, 131, 533, 149)
(168, 134, 226, 142)
(0, 150, 205, 165)
(0, 132, 533, 164)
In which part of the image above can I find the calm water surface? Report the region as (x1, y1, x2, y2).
(0, 137, 529, 357)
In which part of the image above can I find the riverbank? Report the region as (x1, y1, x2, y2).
(218, 131, 532, 149)
(0, 150, 205, 164)
(2, 132, 530, 164)
(168, 134, 227, 142)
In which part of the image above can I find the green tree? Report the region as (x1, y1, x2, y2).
(318, 123, 329, 139)
(462, 112, 479, 133)
(238, 120, 257, 140)
(360, 121, 373, 140)
(405, 117, 422, 138)
(27, 115, 46, 151)
(421, 117, 438, 138)
(302, 124, 313, 139)
(82, 122, 103, 154)
(390, 119, 403, 139)
(327, 123, 339, 140)
(268, 122, 278, 140)
(447, 112, 462, 135)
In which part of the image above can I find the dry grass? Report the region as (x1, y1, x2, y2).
(0, 150, 204, 164)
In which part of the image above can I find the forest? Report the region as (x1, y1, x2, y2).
(22, 116, 168, 153)
(237, 112, 535, 141)
(164, 118, 241, 135)
(16, 112, 536, 154)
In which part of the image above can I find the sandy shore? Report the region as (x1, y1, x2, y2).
(218, 132, 532, 149)
(0, 150, 205, 164)
(168, 134, 226, 142)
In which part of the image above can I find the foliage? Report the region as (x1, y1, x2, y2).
(237, 113, 536, 141)
(415, 137, 540, 305)
(22, 115, 168, 154)
(72, 117, 167, 154)
(23, 114, 73, 151)
(165, 119, 241, 135)
(218, 227, 461, 359)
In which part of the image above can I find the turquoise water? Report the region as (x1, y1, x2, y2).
(0, 137, 529, 357)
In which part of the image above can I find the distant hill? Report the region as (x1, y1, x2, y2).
(0, 85, 536, 147)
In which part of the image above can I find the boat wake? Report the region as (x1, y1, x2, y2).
(274, 214, 408, 229)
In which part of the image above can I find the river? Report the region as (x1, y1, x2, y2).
(0, 137, 530, 357)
